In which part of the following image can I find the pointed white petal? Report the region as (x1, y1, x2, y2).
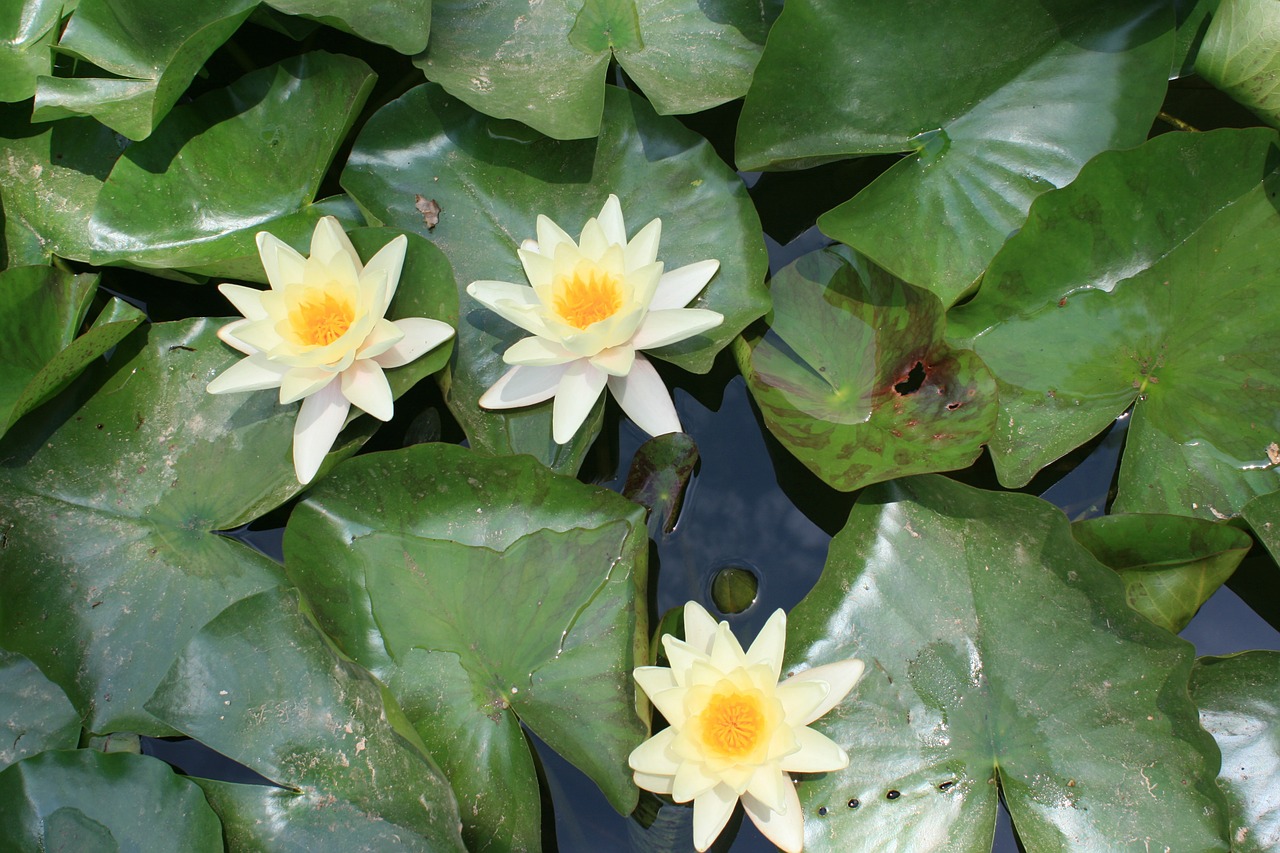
(218, 284, 268, 321)
(683, 601, 719, 655)
(691, 784, 739, 851)
(633, 665, 678, 700)
(466, 280, 552, 337)
(373, 318, 454, 368)
(775, 679, 829, 727)
(646, 685, 690, 729)
(745, 609, 787, 680)
(596, 194, 626, 246)
(625, 217, 662, 269)
(742, 778, 803, 853)
(255, 231, 307, 292)
(674, 761, 723, 804)
(779, 726, 849, 773)
(478, 363, 567, 409)
(207, 355, 288, 394)
(631, 309, 724, 350)
(633, 769, 675, 796)
(662, 636, 710, 688)
(628, 727, 680, 777)
(651, 259, 720, 309)
(518, 247, 554, 288)
(355, 318, 405, 360)
(341, 360, 394, 421)
(745, 766, 790, 815)
(780, 658, 866, 724)
(362, 234, 407, 309)
(708, 621, 748, 673)
(293, 382, 350, 484)
(552, 360, 607, 444)
(590, 344, 635, 377)
(536, 214, 575, 258)
(578, 216, 610, 260)
(607, 355, 681, 438)
(217, 318, 259, 356)
(279, 367, 337, 405)
(309, 215, 360, 269)
(503, 336, 579, 366)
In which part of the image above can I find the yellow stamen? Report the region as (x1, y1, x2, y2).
(700, 691, 766, 758)
(552, 267, 622, 329)
(290, 290, 354, 347)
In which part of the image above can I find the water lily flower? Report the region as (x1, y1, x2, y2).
(629, 601, 865, 853)
(207, 216, 455, 484)
(466, 195, 723, 443)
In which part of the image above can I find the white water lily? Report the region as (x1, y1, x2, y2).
(629, 602, 865, 853)
(207, 216, 455, 484)
(466, 195, 723, 443)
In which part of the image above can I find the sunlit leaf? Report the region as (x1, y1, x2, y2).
(0, 0, 60, 102)
(0, 650, 80, 772)
(1190, 651, 1280, 852)
(147, 587, 467, 852)
(787, 475, 1230, 851)
(283, 444, 649, 853)
(265, 0, 432, 54)
(1196, 0, 1280, 129)
(1072, 513, 1252, 632)
(949, 128, 1280, 518)
(738, 0, 1173, 305)
(736, 245, 995, 491)
(342, 83, 768, 473)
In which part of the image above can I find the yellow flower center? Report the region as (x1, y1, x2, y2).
(700, 691, 767, 758)
(290, 289, 355, 347)
(552, 267, 623, 330)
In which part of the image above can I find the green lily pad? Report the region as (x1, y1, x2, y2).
(1072, 514, 1252, 633)
(735, 246, 995, 492)
(0, 266, 145, 440)
(265, 0, 432, 54)
(1174, 0, 1222, 78)
(786, 475, 1229, 851)
(1241, 490, 1280, 564)
(1196, 0, 1280, 129)
(1190, 651, 1280, 852)
(0, 105, 123, 265)
(342, 82, 768, 473)
(283, 444, 649, 853)
(622, 432, 699, 536)
(417, 0, 777, 139)
(948, 128, 1280, 518)
(0, 749, 221, 852)
(86, 52, 375, 281)
(32, 0, 257, 140)
(0, 649, 80, 772)
(737, 0, 1172, 305)
(147, 587, 466, 852)
(0, 0, 60, 103)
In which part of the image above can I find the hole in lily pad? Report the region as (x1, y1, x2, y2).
(709, 564, 759, 615)
(894, 361, 926, 395)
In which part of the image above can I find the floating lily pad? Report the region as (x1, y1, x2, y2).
(1072, 514, 1252, 633)
(1190, 651, 1280, 853)
(949, 128, 1280, 519)
(283, 444, 649, 853)
(417, 0, 777, 139)
(0, 749, 222, 852)
(0, 0, 60, 103)
(737, 0, 1172, 305)
(32, 0, 257, 140)
(0, 650, 80, 772)
(786, 475, 1229, 851)
(88, 51, 376, 280)
(1196, 0, 1280, 129)
(343, 83, 768, 473)
(622, 432, 699, 536)
(0, 266, 145, 440)
(1241, 490, 1280, 564)
(736, 246, 995, 491)
(265, 0, 432, 54)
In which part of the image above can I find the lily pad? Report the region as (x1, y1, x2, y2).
(948, 127, 1280, 518)
(622, 432, 699, 536)
(736, 246, 995, 492)
(1190, 651, 1280, 852)
(417, 0, 777, 139)
(1072, 514, 1252, 633)
(1241, 490, 1280, 564)
(785, 475, 1230, 851)
(342, 82, 768, 473)
(147, 586, 466, 852)
(1196, 0, 1280, 129)
(0, 749, 222, 852)
(0, 650, 80, 772)
(88, 51, 376, 280)
(0, 266, 145, 440)
(737, 0, 1172, 305)
(32, 0, 257, 140)
(0, 0, 60, 103)
(283, 444, 649, 853)
(265, 0, 432, 54)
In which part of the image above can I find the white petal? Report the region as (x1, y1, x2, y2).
(536, 214, 575, 258)
(779, 726, 849, 773)
(675, 760, 723, 804)
(692, 784, 739, 852)
(589, 344, 635, 377)
(745, 609, 787, 681)
(742, 777, 803, 853)
(207, 355, 287, 394)
(628, 727, 680, 777)
(217, 318, 259, 356)
(218, 284, 268, 321)
(633, 665, 678, 700)
(683, 601, 719, 655)
(373, 318, 454, 369)
(309, 215, 361, 270)
(651, 259, 720, 309)
(552, 360, 607, 444)
(578, 216, 610, 260)
(745, 766, 790, 815)
(478, 363, 567, 409)
(775, 679, 829, 727)
(355, 318, 405, 360)
(607, 354, 681, 438)
(633, 769, 675, 796)
(293, 381, 350, 484)
(646, 685, 690, 729)
(596, 194, 626, 246)
(341, 360, 394, 421)
(466, 280, 552, 337)
(662, 636, 710, 688)
(625, 217, 662, 270)
(279, 366, 338, 404)
(504, 336, 580, 366)
(256, 231, 307, 292)
(518, 247, 554, 288)
(708, 621, 748, 673)
(362, 234, 407, 310)
(780, 658, 866, 724)
(631, 309, 724, 351)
